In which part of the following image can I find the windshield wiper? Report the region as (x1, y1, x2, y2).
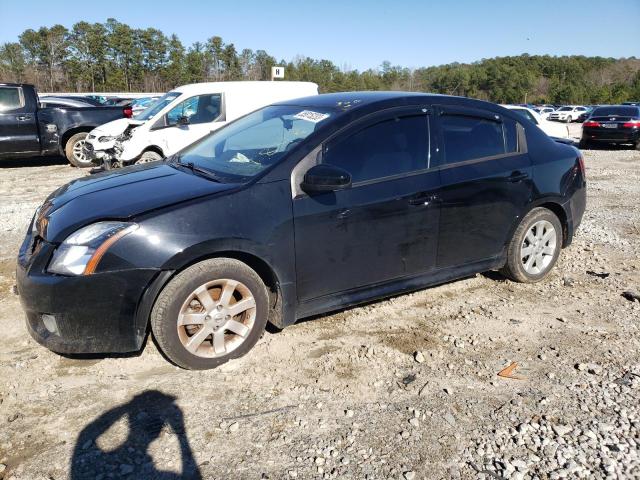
(170, 156, 221, 182)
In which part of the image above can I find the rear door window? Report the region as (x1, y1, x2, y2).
(0, 87, 23, 110)
(439, 113, 506, 164)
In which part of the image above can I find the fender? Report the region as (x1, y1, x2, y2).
(160, 238, 295, 329)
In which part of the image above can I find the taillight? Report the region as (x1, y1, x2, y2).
(123, 106, 133, 118)
(622, 120, 640, 128)
(583, 121, 600, 128)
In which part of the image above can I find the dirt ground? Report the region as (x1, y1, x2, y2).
(0, 125, 639, 480)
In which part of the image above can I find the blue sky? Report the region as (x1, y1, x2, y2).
(1, 0, 638, 70)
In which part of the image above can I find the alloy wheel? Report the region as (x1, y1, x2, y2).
(72, 139, 87, 162)
(521, 220, 557, 275)
(176, 279, 257, 358)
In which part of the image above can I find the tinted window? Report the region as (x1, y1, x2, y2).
(441, 114, 505, 164)
(167, 94, 222, 125)
(558, 107, 573, 111)
(0, 87, 22, 110)
(591, 106, 639, 117)
(324, 115, 429, 183)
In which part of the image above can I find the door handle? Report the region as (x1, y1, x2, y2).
(16, 115, 32, 121)
(408, 193, 439, 206)
(508, 171, 529, 182)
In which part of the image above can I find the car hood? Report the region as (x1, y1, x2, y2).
(91, 118, 145, 136)
(39, 163, 239, 243)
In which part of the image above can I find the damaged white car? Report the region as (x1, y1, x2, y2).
(84, 81, 319, 169)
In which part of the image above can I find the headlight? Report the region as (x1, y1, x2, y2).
(48, 221, 138, 276)
(98, 135, 114, 142)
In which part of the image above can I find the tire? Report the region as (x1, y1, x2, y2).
(150, 258, 269, 370)
(500, 208, 563, 283)
(135, 150, 163, 164)
(565, 116, 572, 123)
(636, 141, 640, 151)
(64, 132, 92, 168)
(579, 139, 591, 150)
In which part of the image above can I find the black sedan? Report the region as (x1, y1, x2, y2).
(580, 105, 640, 149)
(17, 92, 587, 369)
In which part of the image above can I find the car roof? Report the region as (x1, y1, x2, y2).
(274, 92, 527, 125)
(0, 82, 34, 88)
(171, 81, 318, 96)
(273, 90, 501, 111)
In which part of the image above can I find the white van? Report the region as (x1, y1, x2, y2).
(85, 81, 318, 167)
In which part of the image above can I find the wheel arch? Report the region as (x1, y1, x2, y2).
(136, 248, 287, 340)
(505, 200, 571, 255)
(60, 126, 94, 150)
(536, 201, 569, 247)
(142, 145, 165, 157)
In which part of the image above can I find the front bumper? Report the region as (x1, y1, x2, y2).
(83, 139, 119, 165)
(17, 233, 163, 354)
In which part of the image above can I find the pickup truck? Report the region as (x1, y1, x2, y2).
(0, 83, 132, 167)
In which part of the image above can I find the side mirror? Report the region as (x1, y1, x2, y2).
(177, 115, 190, 126)
(301, 164, 352, 194)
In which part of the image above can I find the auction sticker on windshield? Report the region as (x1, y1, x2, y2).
(293, 110, 330, 123)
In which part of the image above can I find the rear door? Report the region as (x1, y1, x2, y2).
(0, 85, 40, 156)
(292, 107, 440, 301)
(432, 105, 532, 268)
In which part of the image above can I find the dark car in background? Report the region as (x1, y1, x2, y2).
(0, 83, 133, 166)
(17, 92, 587, 369)
(576, 106, 596, 123)
(40, 95, 104, 106)
(580, 105, 640, 149)
(38, 96, 96, 108)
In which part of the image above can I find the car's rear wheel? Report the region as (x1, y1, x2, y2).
(150, 258, 269, 370)
(135, 150, 163, 165)
(500, 208, 562, 283)
(65, 132, 93, 168)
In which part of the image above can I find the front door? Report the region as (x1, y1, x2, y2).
(432, 105, 532, 268)
(158, 93, 223, 155)
(0, 85, 40, 156)
(292, 108, 440, 302)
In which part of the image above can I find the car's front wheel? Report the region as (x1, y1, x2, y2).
(151, 258, 269, 370)
(65, 132, 93, 168)
(500, 207, 562, 283)
(135, 150, 163, 165)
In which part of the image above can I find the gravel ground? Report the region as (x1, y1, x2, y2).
(0, 135, 639, 480)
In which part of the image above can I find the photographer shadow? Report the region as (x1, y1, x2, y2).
(70, 390, 202, 479)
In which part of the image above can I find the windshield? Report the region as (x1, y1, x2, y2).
(591, 106, 639, 117)
(558, 107, 573, 111)
(176, 105, 334, 181)
(134, 92, 181, 121)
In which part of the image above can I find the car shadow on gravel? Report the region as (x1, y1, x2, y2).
(0, 155, 69, 168)
(70, 390, 202, 479)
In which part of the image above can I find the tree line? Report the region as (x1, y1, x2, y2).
(1, 18, 639, 104)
